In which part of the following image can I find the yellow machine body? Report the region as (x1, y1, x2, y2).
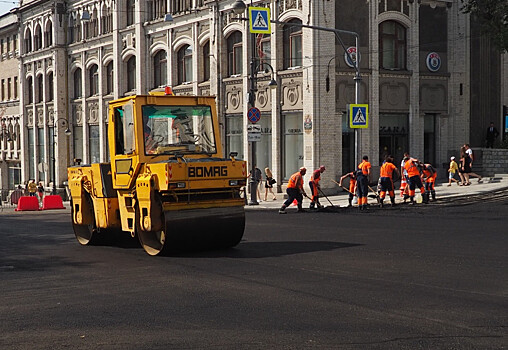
(68, 94, 247, 255)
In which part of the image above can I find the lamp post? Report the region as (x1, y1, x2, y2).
(52, 118, 72, 194)
(232, 1, 277, 205)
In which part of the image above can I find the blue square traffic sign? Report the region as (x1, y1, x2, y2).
(249, 7, 270, 34)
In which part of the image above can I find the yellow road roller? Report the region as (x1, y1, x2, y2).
(68, 93, 247, 255)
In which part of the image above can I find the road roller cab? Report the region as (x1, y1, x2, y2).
(68, 94, 247, 255)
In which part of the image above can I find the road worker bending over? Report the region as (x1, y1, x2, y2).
(404, 157, 428, 204)
(309, 165, 326, 209)
(379, 156, 400, 207)
(356, 156, 371, 211)
(422, 163, 437, 201)
(400, 154, 410, 202)
(279, 167, 309, 214)
(338, 171, 357, 207)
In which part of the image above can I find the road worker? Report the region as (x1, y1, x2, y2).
(309, 165, 326, 209)
(356, 155, 371, 211)
(400, 153, 410, 202)
(338, 171, 357, 207)
(378, 156, 400, 207)
(404, 157, 428, 204)
(279, 167, 309, 214)
(422, 163, 437, 201)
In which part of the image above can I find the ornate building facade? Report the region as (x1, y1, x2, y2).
(1, 0, 505, 192)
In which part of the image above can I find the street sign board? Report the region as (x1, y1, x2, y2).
(248, 133, 261, 142)
(349, 104, 369, 129)
(247, 107, 261, 123)
(247, 124, 261, 133)
(249, 7, 271, 34)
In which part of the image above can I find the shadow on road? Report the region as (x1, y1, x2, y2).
(172, 241, 363, 259)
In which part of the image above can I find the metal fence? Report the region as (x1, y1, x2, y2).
(0, 188, 24, 210)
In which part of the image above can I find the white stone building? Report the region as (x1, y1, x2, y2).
(2, 0, 505, 193)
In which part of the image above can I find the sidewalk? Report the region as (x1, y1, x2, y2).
(245, 174, 508, 210)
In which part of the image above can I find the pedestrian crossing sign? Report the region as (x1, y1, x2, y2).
(349, 104, 369, 129)
(249, 7, 271, 34)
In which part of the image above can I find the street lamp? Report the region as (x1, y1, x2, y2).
(52, 118, 72, 194)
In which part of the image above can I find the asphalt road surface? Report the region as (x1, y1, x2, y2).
(0, 199, 507, 349)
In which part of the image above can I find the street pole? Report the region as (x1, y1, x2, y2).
(248, 0, 259, 205)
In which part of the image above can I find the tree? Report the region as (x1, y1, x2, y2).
(461, 0, 508, 53)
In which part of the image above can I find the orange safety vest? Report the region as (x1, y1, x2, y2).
(380, 162, 396, 178)
(287, 172, 303, 190)
(422, 166, 437, 182)
(358, 161, 371, 176)
(404, 159, 421, 177)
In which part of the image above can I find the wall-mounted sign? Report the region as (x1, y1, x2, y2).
(304, 115, 312, 132)
(344, 47, 360, 68)
(426, 52, 441, 72)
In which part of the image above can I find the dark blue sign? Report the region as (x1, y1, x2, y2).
(248, 107, 261, 124)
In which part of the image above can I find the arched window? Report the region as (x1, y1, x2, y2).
(283, 19, 302, 69)
(177, 45, 193, 84)
(89, 64, 99, 96)
(153, 50, 167, 88)
(34, 24, 42, 50)
(379, 21, 407, 70)
(24, 28, 32, 53)
(127, 0, 135, 26)
(105, 61, 114, 94)
(36, 75, 43, 102)
(126, 56, 136, 91)
(73, 68, 82, 99)
(227, 31, 242, 76)
(202, 41, 210, 82)
(255, 33, 271, 67)
(44, 21, 53, 47)
(47, 73, 54, 101)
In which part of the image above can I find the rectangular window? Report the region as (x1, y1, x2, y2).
(7, 78, 11, 99)
(13, 76, 18, 99)
(1, 79, 4, 100)
(89, 125, 100, 163)
(73, 126, 83, 162)
(13, 35, 17, 51)
(6, 37, 10, 52)
(1, 39, 3, 55)
(28, 128, 35, 180)
(282, 113, 303, 180)
(226, 114, 244, 161)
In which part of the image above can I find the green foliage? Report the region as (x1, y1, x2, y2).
(461, 0, 508, 53)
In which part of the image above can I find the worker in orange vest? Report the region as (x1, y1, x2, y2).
(422, 163, 437, 201)
(404, 157, 428, 204)
(309, 165, 326, 209)
(356, 155, 371, 211)
(379, 155, 400, 207)
(279, 167, 309, 214)
(400, 153, 410, 202)
(338, 171, 357, 207)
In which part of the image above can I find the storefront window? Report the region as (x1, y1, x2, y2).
(424, 114, 436, 165)
(226, 114, 244, 160)
(282, 113, 303, 180)
(73, 126, 83, 162)
(89, 125, 100, 163)
(37, 128, 45, 181)
(255, 115, 272, 169)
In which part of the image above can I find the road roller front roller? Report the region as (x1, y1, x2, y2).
(68, 93, 248, 255)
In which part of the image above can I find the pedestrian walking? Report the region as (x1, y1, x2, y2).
(37, 182, 45, 204)
(278, 167, 309, 214)
(422, 163, 437, 201)
(463, 144, 482, 183)
(356, 156, 371, 211)
(447, 156, 461, 186)
(338, 171, 357, 207)
(485, 122, 499, 148)
(248, 166, 263, 202)
(404, 157, 428, 204)
(309, 165, 325, 209)
(263, 167, 277, 201)
(378, 156, 399, 207)
(27, 180, 37, 197)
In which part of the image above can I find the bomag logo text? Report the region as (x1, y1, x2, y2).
(188, 166, 228, 177)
